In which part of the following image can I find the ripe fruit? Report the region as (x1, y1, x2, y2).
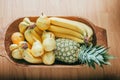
(42, 51, 55, 65)
(11, 32, 25, 44)
(22, 48, 42, 64)
(24, 25, 41, 45)
(9, 44, 19, 51)
(42, 31, 55, 40)
(12, 49, 23, 59)
(36, 13, 50, 30)
(43, 38, 56, 51)
(31, 40, 44, 57)
(49, 17, 93, 42)
(48, 25, 83, 39)
(53, 32, 84, 43)
(22, 42, 42, 64)
(54, 38, 80, 63)
(42, 31, 56, 51)
(54, 38, 113, 68)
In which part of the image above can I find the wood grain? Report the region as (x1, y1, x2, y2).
(0, 0, 120, 80)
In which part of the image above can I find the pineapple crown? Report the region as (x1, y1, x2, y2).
(78, 44, 114, 69)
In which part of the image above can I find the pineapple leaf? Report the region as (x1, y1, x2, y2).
(78, 44, 114, 69)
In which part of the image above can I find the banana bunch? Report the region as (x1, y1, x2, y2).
(48, 17, 93, 43)
(24, 26, 42, 45)
(19, 17, 42, 45)
(19, 17, 43, 35)
(9, 41, 42, 64)
(9, 41, 30, 59)
(10, 32, 56, 64)
(22, 42, 43, 64)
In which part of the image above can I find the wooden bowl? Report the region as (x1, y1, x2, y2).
(4, 16, 107, 68)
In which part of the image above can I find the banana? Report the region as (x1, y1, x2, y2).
(9, 44, 19, 51)
(22, 48, 42, 64)
(19, 17, 31, 34)
(48, 25, 83, 39)
(19, 17, 42, 39)
(49, 17, 93, 39)
(12, 49, 23, 59)
(23, 17, 31, 24)
(34, 26, 43, 35)
(24, 24, 42, 45)
(54, 32, 84, 43)
(31, 40, 44, 57)
(19, 22, 29, 34)
(24, 29, 35, 45)
(31, 29, 42, 42)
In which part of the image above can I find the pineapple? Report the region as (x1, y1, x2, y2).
(54, 38, 114, 68)
(54, 38, 80, 63)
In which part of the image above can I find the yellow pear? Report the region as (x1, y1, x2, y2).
(42, 31, 55, 41)
(42, 38, 56, 51)
(42, 51, 55, 65)
(31, 40, 44, 57)
(36, 13, 50, 30)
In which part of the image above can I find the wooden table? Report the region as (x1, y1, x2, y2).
(0, 0, 120, 79)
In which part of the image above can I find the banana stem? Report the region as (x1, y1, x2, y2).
(27, 24, 36, 29)
(21, 43, 28, 49)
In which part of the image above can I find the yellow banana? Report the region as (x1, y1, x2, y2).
(49, 17, 84, 34)
(22, 48, 42, 64)
(12, 49, 23, 59)
(48, 25, 83, 39)
(24, 24, 42, 45)
(18, 17, 31, 34)
(31, 40, 44, 57)
(23, 17, 31, 24)
(31, 29, 42, 42)
(54, 32, 84, 43)
(19, 17, 42, 37)
(24, 29, 35, 45)
(9, 44, 19, 51)
(49, 17, 93, 39)
(19, 22, 29, 34)
(34, 26, 43, 35)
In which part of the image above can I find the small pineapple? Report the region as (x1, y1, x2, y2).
(54, 38, 80, 63)
(54, 38, 114, 68)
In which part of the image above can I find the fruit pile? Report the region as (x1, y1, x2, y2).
(9, 14, 114, 68)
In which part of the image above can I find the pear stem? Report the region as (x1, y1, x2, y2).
(41, 12, 43, 16)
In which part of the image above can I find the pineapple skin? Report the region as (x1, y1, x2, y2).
(54, 38, 80, 63)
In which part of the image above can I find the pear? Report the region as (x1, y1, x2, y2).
(11, 32, 25, 44)
(42, 51, 55, 65)
(36, 13, 50, 30)
(31, 40, 44, 57)
(42, 31, 55, 41)
(42, 38, 56, 51)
